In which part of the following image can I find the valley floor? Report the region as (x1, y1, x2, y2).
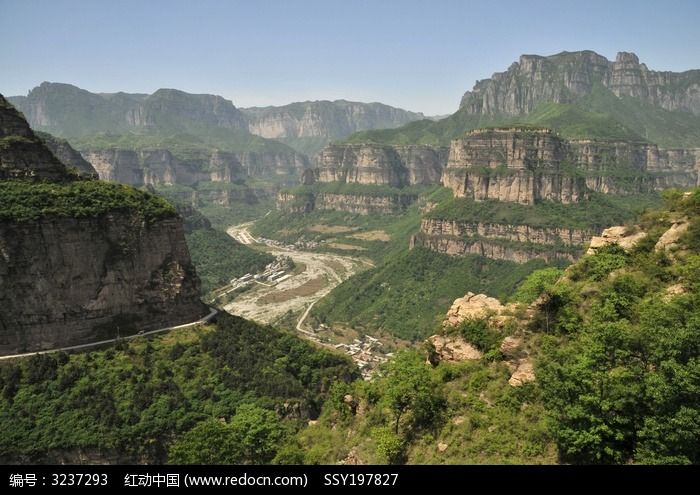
(224, 222, 371, 329)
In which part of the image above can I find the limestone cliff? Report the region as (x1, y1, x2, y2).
(0, 96, 69, 181)
(164, 185, 270, 210)
(0, 95, 206, 355)
(0, 214, 206, 355)
(460, 51, 700, 116)
(442, 128, 698, 203)
(81, 147, 308, 186)
(419, 218, 593, 247)
(442, 128, 587, 204)
(243, 100, 424, 155)
(316, 143, 447, 186)
(8, 83, 308, 184)
(412, 217, 591, 263)
(568, 139, 700, 191)
(36, 131, 98, 178)
(410, 232, 577, 263)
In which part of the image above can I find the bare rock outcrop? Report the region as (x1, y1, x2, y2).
(0, 95, 69, 181)
(0, 95, 207, 356)
(412, 217, 593, 263)
(443, 292, 506, 327)
(277, 191, 417, 215)
(586, 225, 648, 254)
(654, 220, 690, 252)
(427, 334, 483, 362)
(508, 359, 536, 387)
(442, 128, 588, 205)
(83, 148, 308, 187)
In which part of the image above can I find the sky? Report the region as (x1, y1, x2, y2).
(1, 0, 699, 115)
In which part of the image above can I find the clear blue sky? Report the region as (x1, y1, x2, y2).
(1, 0, 699, 115)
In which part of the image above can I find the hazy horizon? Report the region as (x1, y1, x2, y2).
(2, 0, 699, 115)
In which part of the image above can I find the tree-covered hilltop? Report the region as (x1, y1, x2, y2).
(0, 180, 176, 223)
(0, 313, 358, 464)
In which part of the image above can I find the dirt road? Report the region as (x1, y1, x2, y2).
(225, 223, 368, 327)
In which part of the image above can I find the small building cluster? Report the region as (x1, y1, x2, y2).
(332, 334, 392, 380)
(248, 256, 294, 284)
(212, 256, 295, 301)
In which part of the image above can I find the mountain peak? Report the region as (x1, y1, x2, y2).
(615, 51, 640, 64)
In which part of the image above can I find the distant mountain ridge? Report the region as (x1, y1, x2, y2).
(8, 84, 427, 157)
(9, 82, 248, 137)
(8, 83, 310, 186)
(241, 100, 425, 155)
(345, 50, 700, 148)
(460, 51, 700, 116)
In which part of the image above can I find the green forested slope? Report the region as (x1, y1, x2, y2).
(0, 314, 358, 463)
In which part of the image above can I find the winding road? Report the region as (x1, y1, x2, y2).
(0, 308, 218, 361)
(226, 223, 369, 330)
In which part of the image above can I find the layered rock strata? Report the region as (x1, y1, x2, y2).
(442, 128, 698, 203)
(316, 144, 447, 186)
(83, 148, 308, 186)
(460, 51, 700, 116)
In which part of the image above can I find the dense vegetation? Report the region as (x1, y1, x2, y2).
(0, 314, 358, 463)
(294, 350, 555, 464)
(186, 228, 274, 293)
(535, 189, 700, 464)
(0, 180, 176, 222)
(426, 193, 663, 231)
(312, 248, 553, 341)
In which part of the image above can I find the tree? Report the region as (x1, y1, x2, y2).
(168, 419, 240, 464)
(168, 404, 285, 464)
(228, 403, 285, 464)
(381, 351, 445, 434)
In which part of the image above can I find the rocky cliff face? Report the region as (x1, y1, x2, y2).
(0, 96, 69, 181)
(0, 214, 206, 355)
(36, 131, 98, 178)
(277, 191, 416, 215)
(568, 139, 700, 191)
(0, 95, 206, 355)
(83, 148, 243, 186)
(411, 217, 588, 263)
(460, 51, 700, 116)
(165, 186, 269, 210)
(243, 100, 424, 154)
(442, 128, 699, 203)
(411, 232, 576, 263)
(82, 148, 308, 186)
(443, 128, 588, 204)
(128, 88, 248, 131)
(419, 218, 593, 247)
(316, 143, 447, 186)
